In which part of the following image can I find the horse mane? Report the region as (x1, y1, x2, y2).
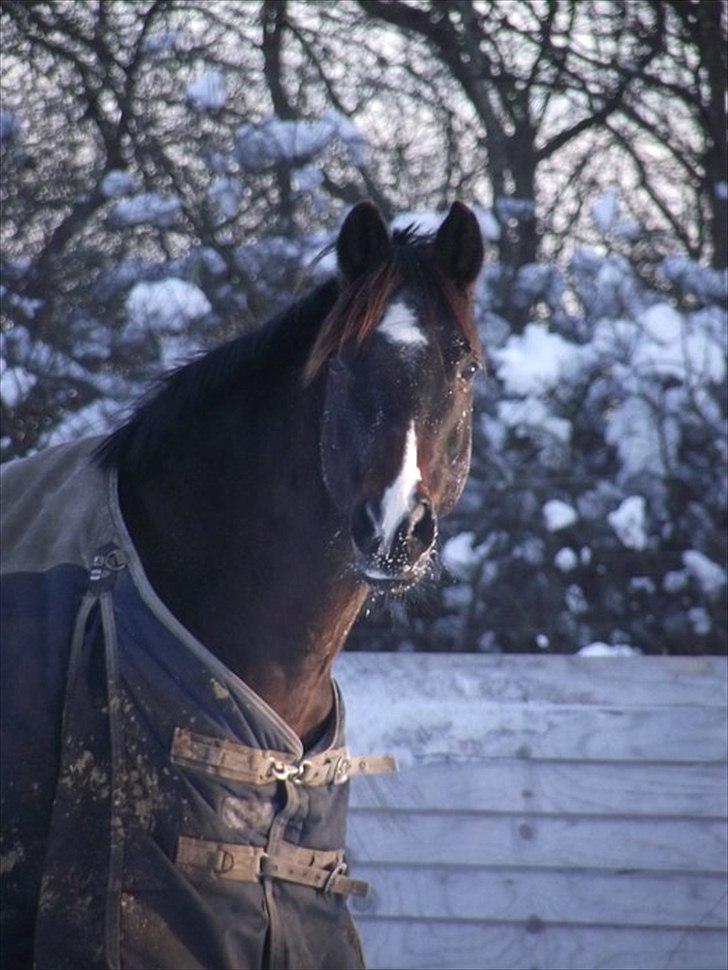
(94, 226, 478, 474)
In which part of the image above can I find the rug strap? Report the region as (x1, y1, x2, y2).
(171, 726, 397, 787)
(175, 835, 368, 897)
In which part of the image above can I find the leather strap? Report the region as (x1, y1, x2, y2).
(176, 836, 368, 898)
(260, 856, 368, 898)
(171, 727, 293, 786)
(171, 727, 397, 787)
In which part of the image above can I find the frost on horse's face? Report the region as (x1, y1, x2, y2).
(315, 201, 485, 592)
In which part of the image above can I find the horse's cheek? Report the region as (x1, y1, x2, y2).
(437, 422, 473, 515)
(320, 407, 355, 511)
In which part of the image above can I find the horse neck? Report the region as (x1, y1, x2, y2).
(118, 370, 367, 746)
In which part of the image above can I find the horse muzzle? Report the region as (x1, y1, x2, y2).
(350, 494, 437, 588)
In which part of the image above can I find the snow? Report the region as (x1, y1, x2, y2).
(471, 205, 501, 241)
(554, 547, 578, 572)
(607, 495, 647, 551)
(630, 576, 656, 595)
(187, 70, 226, 111)
(511, 264, 565, 311)
(714, 181, 728, 201)
(0, 365, 36, 407)
(605, 396, 677, 480)
(197, 247, 227, 276)
(578, 642, 640, 657)
(2, 290, 42, 321)
(235, 111, 365, 172)
(513, 536, 545, 566)
(663, 569, 688, 594)
(682, 550, 726, 599)
(494, 324, 586, 396)
(543, 499, 577, 532)
(100, 169, 135, 199)
(441, 532, 489, 580)
(293, 165, 324, 193)
(494, 196, 534, 224)
(125, 278, 211, 335)
(208, 177, 240, 220)
(0, 109, 20, 145)
(110, 192, 181, 229)
(660, 256, 728, 305)
(476, 631, 499, 652)
(142, 31, 179, 55)
(637, 303, 725, 385)
(688, 606, 711, 636)
(498, 397, 571, 443)
(565, 584, 587, 614)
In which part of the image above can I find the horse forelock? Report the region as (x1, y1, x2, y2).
(302, 240, 480, 385)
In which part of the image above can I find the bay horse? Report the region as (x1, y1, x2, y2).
(0, 201, 484, 969)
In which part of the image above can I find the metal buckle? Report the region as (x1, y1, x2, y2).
(104, 549, 127, 571)
(322, 861, 347, 894)
(268, 758, 313, 784)
(292, 760, 313, 785)
(333, 755, 351, 784)
(268, 760, 297, 781)
(214, 848, 235, 875)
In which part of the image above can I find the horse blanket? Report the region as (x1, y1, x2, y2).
(1, 438, 395, 969)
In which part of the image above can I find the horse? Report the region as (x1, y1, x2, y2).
(0, 200, 484, 969)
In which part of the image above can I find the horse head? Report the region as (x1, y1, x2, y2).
(307, 201, 484, 593)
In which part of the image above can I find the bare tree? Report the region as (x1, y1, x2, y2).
(355, 0, 666, 270)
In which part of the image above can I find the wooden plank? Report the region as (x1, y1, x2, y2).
(348, 866, 728, 929)
(337, 654, 728, 709)
(347, 812, 728, 874)
(344, 703, 727, 764)
(349, 762, 728, 818)
(355, 919, 728, 970)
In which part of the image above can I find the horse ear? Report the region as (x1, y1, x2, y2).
(337, 201, 391, 282)
(434, 201, 484, 288)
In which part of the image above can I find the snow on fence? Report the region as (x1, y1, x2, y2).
(335, 654, 728, 970)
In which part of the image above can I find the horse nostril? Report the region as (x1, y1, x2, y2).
(409, 500, 436, 553)
(351, 499, 381, 558)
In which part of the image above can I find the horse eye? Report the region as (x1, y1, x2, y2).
(459, 359, 481, 381)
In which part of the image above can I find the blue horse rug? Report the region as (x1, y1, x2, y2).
(1, 438, 395, 969)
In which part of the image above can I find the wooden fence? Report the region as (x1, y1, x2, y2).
(335, 654, 728, 970)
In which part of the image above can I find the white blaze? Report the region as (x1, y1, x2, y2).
(378, 301, 428, 348)
(380, 421, 421, 550)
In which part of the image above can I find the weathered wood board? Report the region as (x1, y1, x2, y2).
(349, 760, 728, 818)
(349, 865, 728, 929)
(347, 810, 727, 873)
(337, 654, 728, 970)
(353, 920, 728, 970)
